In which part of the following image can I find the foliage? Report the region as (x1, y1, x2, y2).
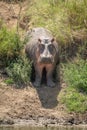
(65, 0, 87, 30)
(0, 26, 22, 67)
(62, 58, 87, 93)
(6, 56, 32, 87)
(60, 58, 87, 112)
(26, 0, 69, 44)
(26, 0, 87, 45)
(4, 78, 14, 85)
(60, 87, 87, 113)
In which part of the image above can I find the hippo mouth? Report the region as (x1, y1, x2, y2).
(39, 58, 53, 64)
(42, 58, 52, 63)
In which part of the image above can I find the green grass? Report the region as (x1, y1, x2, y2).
(6, 56, 32, 87)
(0, 26, 23, 67)
(65, 0, 87, 29)
(26, 0, 87, 45)
(62, 58, 87, 93)
(26, 0, 70, 44)
(60, 58, 87, 113)
(6, 56, 31, 87)
(60, 87, 87, 113)
(4, 78, 14, 85)
(0, 21, 32, 87)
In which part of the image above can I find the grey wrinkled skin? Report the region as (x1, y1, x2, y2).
(25, 27, 60, 87)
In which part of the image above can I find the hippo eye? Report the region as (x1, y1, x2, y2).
(39, 44, 45, 53)
(48, 44, 55, 54)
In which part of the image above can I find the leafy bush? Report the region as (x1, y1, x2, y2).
(0, 26, 22, 67)
(6, 56, 32, 87)
(62, 58, 87, 93)
(60, 87, 87, 113)
(60, 58, 87, 112)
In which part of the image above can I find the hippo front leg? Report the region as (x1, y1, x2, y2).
(33, 65, 42, 87)
(46, 65, 55, 87)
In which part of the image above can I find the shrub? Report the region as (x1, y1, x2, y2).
(60, 87, 87, 113)
(6, 56, 32, 87)
(60, 58, 87, 112)
(0, 26, 22, 67)
(62, 58, 87, 93)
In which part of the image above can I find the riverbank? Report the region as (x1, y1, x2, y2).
(0, 76, 87, 127)
(1, 114, 87, 127)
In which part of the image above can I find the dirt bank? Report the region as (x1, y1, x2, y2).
(0, 73, 87, 126)
(0, 1, 29, 30)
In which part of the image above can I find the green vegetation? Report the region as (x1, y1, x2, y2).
(0, 26, 22, 67)
(4, 78, 14, 85)
(62, 58, 87, 93)
(27, 0, 87, 44)
(60, 87, 87, 113)
(0, 22, 32, 87)
(6, 56, 32, 87)
(60, 58, 87, 112)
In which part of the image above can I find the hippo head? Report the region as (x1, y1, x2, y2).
(36, 37, 56, 64)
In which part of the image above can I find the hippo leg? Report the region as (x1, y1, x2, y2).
(46, 66, 55, 87)
(33, 65, 42, 87)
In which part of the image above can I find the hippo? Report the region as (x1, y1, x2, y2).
(25, 27, 59, 87)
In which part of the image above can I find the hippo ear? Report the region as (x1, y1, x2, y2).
(51, 38, 54, 42)
(38, 38, 41, 43)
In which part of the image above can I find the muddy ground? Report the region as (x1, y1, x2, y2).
(0, 1, 87, 126)
(0, 72, 87, 126)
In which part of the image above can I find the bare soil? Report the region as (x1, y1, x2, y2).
(0, 1, 29, 30)
(0, 1, 87, 126)
(0, 72, 87, 126)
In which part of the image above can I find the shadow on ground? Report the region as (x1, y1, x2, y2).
(35, 82, 61, 109)
(31, 65, 61, 109)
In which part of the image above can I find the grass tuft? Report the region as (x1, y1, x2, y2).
(6, 56, 32, 87)
(0, 26, 23, 67)
(60, 87, 87, 113)
(62, 58, 87, 93)
(60, 58, 87, 113)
